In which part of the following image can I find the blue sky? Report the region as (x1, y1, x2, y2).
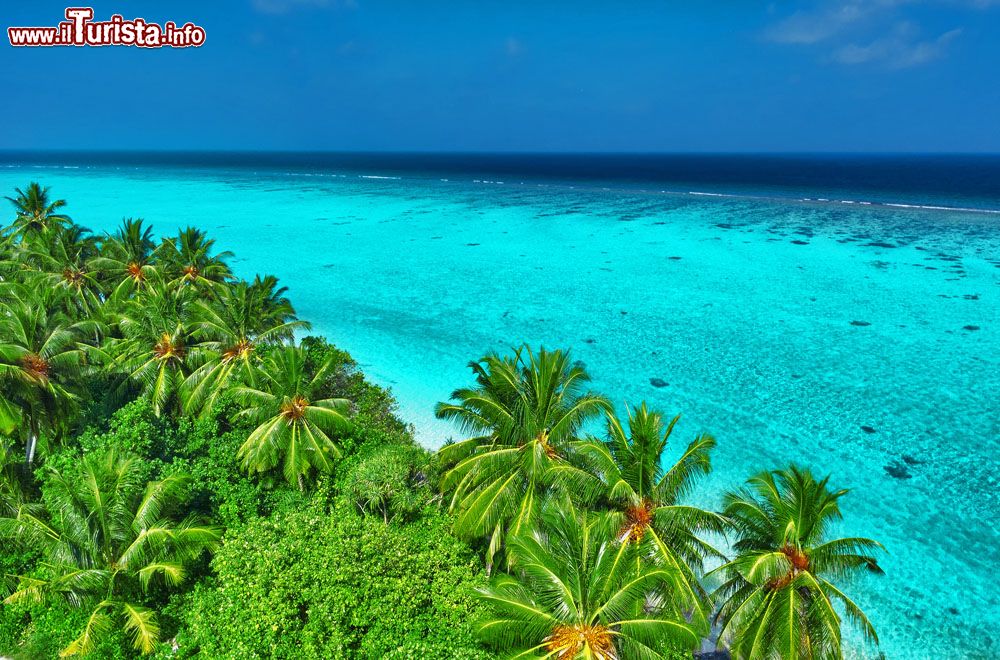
(1, 1, 998, 151)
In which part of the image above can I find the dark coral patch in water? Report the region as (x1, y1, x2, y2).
(884, 462, 912, 479)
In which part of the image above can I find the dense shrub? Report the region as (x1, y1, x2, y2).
(42, 400, 173, 480)
(0, 600, 133, 659)
(178, 503, 494, 659)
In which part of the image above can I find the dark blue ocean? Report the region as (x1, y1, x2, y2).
(4, 151, 1000, 210)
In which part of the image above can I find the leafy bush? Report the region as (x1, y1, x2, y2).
(0, 599, 133, 660)
(167, 410, 306, 529)
(41, 399, 172, 480)
(179, 503, 495, 659)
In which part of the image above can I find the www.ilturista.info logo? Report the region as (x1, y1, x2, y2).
(8, 7, 205, 48)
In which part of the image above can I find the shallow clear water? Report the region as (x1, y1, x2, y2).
(2, 161, 998, 658)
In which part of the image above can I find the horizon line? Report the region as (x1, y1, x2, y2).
(1, 148, 1000, 157)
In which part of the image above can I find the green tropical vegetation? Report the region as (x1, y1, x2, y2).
(0, 184, 884, 658)
(232, 345, 350, 490)
(570, 404, 727, 636)
(476, 495, 700, 658)
(435, 347, 610, 568)
(709, 468, 884, 659)
(1, 450, 220, 656)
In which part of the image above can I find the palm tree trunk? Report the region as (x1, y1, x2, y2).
(297, 472, 305, 492)
(25, 417, 38, 465)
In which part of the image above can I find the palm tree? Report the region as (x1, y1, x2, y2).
(181, 275, 309, 417)
(104, 284, 197, 416)
(22, 225, 103, 319)
(572, 403, 726, 634)
(92, 218, 160, 300)
(710, 466, 884, 659)
(0, 286, 85, 463)
(435, 345, 610, 567)
(342, 444, 431, 524)
(0, 449, 220, 656)
(476, 495, 700, 659)
(5, 182, 71, 239)
(157, 227, 233, 289)
(232, 345, 350, 490)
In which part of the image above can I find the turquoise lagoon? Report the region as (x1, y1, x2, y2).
(1, 157, 997, 658)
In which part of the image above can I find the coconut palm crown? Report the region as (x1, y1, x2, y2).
(103, 284, 197, 416)
(0, 286, 85, 463)
(157, 226, 233, 289)
(232, 345, 350, 490)
(435, 345, 611, 566)
(92, 217, 161, 300)
(572, 402, 726, 634)
(6, 182, 71, 239)
(710, 466, 884, 660)
(476, 495, 701, 659)
(181, 274, 309, 417)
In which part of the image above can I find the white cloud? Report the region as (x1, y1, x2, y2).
(763, 0, 975, 68)
(833, 24, 962, 68)
(764, 2, 873, 44)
